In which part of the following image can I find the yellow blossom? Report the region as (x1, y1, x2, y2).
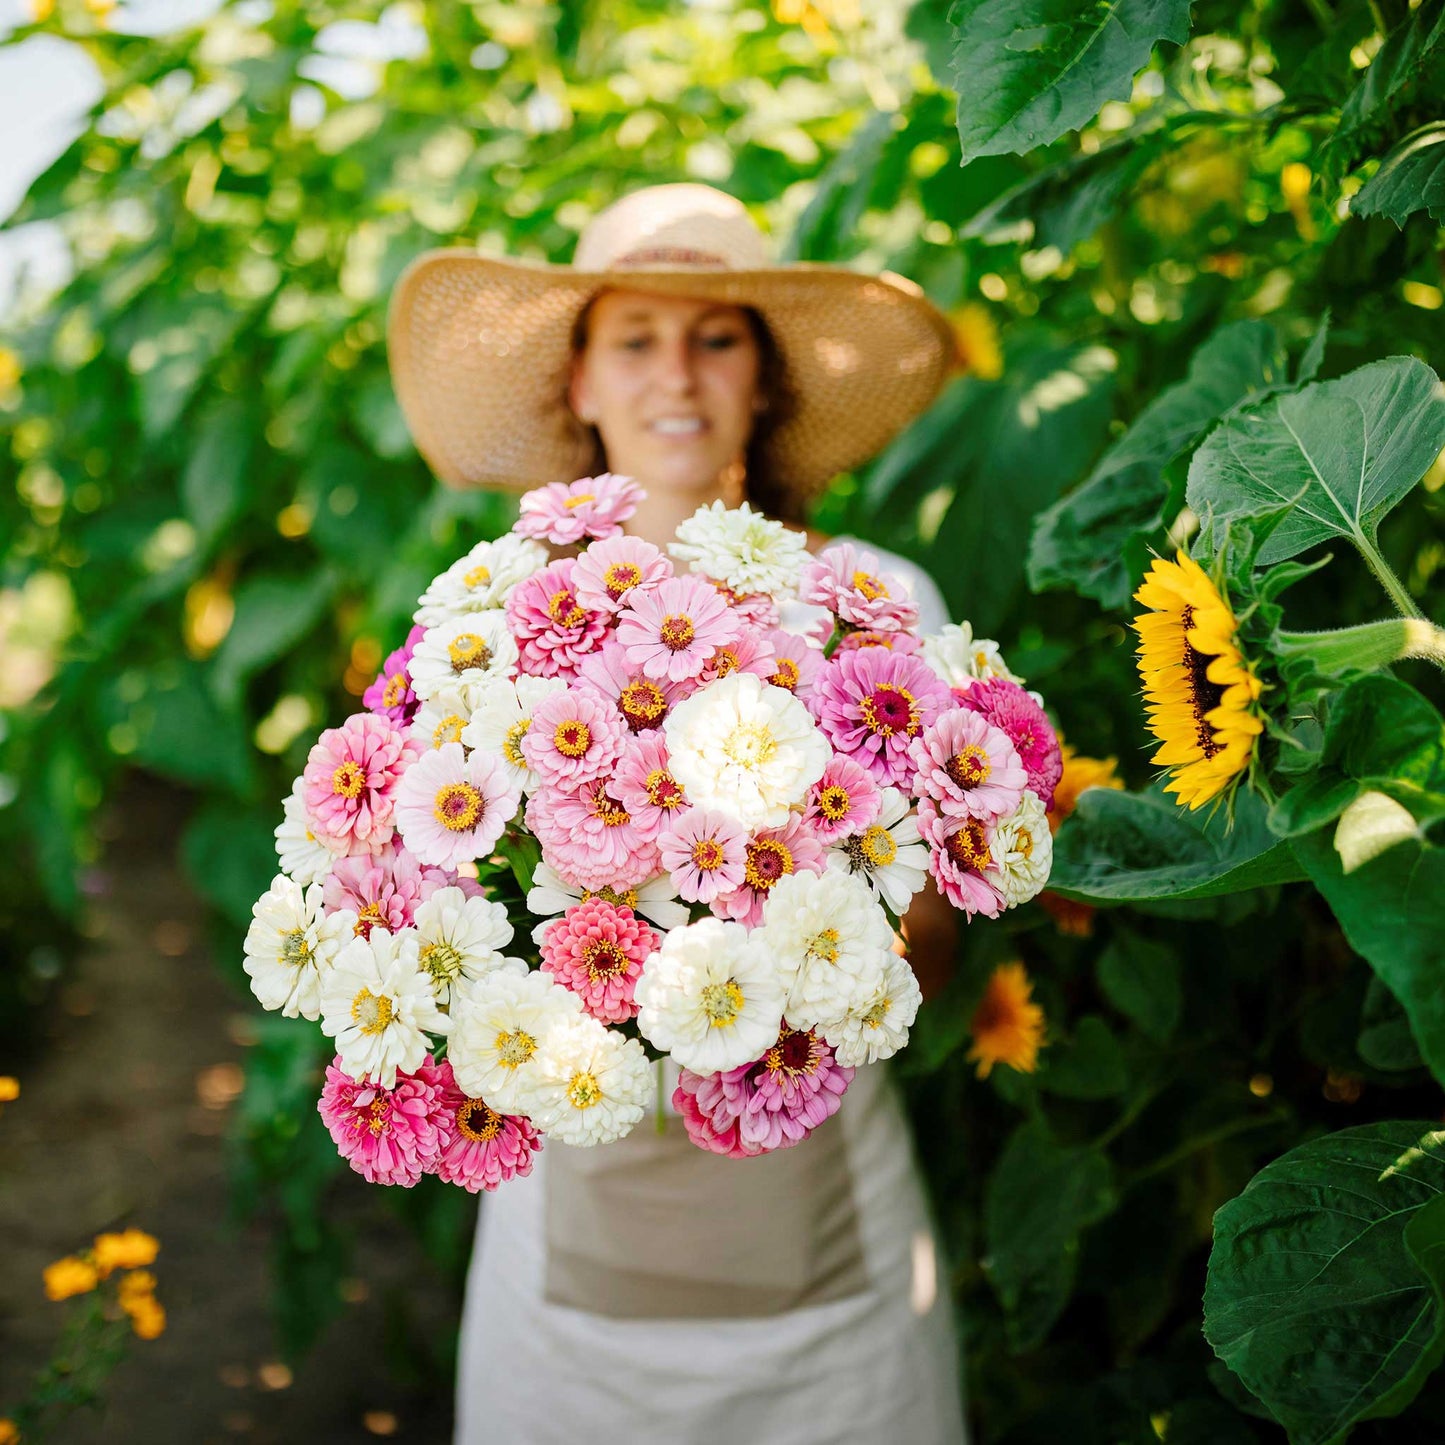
(93, 1228, 159, 1276)
(949, 302, 1003, 380)
(118, 1270, 158, 1309)
(967, 962, 1046, 1078)
(0, 1076, 18, 1103)
(43, 1255, 99, 1301)
(0, 1416, 19, 1444)
(128, 1297, 166, 1340)
(1048, 746, 1125, 835)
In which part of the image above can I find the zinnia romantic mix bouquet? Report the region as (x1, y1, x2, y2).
(244, 474, 1061, 1190)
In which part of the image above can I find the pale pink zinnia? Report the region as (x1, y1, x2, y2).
(364, 624, 425, 726)
(539, 896, 659, 1022)
(572, 534, 672, 615)
(393, 741, 521, 868)
(505, 557, 612, 679)
(804, 755, 881, 844)
(810, 648, 953, 789)
(712, 813, 826, 929)
(955, 677, 1063, 811)
(514, 473, 644, 545)
(522, 688, 627, 790)
(611, 732, 689, 841)
(318, 1054, 448, 1186)
(908, 707, 1026, 823)
(917, 797, 1006, 919)
(696, 625, 778, 687)
(675, 1026, 853, 1158)
(303, 711, 419, 854)
(712, 581, 780, 630)
(833, 627, 923, 656)
(322, 841, 443, 940)
(430, 1056, 541, 1193)
(575, 639, 692, 733)
(657, 806, 749, 904)
(615, 574, 741, 683)
(762, 629, 824, 701)
(798, 542, 920, 633)
(526, 780, 656, 891)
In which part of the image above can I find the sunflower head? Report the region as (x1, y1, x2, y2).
(967, 962, 1046, 1079)
(1132, 551, 1263, 811)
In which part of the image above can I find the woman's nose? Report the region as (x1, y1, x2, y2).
(654, 334, 698, 395)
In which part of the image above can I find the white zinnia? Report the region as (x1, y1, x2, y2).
(461, 674, 568, 792)
(669, 499, 810, 598)
(274, 778, 334, 886)
(822, 952, 922, 1067)
(528, 1014, 654, 1146)
(410, 684, 475, 753)
(526, 862, 689, 943)
(827, 787, 931, 915)
(414, 533, 548, 625)
(920, 621, 1023, 691)
(447, 966, 582, 1115)
(992, 790, 1053, 907)
(664, 671, 829, 831)
(634, 916, 786, 1073)
(319, 927, 451, 1088)
(411, 885, 518, 1008)
(761, 869, 896, 1032)
(409, 611, 519, 707)
(244, 874, 355, 1021)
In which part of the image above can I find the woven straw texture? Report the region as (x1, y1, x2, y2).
(386, 254, 956, 499)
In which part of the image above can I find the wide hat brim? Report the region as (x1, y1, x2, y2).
(386, 250, 957, 499)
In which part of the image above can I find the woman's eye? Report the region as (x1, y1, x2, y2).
(618, 335, 651, 352)
(699, 333, 741, 351)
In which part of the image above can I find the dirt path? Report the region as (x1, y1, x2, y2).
(1, 779, 458, 1444)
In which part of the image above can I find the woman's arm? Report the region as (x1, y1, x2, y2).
(897, 876, 958, 1003)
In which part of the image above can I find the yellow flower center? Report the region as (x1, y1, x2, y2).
(691, 837, 725, 871)
(548, 588, 585, 628)
(564, 493, 596, 509)
(582, 939, 629, 980)
(332, 761, 365, 798)
(448, 632, 492, 673)
(464, 563, 491, 588)
(351, 987, 394, 1035)
(354, 902, 384, 937)
(503, 719, 531, 767)
(381, 673, 407, 707)
(768, 658, 800, 691)
(852, 571, 888, 601)
(858, 683, 918, 738)
(584, 885, 639, 910)
(588, 785, 632, 827)
(807, 928, 841, 965)
(1015, 827, 1034, 861)
(456, 1097, 503, 1142)
(419, 940, 465, 983)
(603, 561, 642, 598)
(764, 1028, 820, 1077)
(279, 928, 312, 969)
(817, 784, 852, 821)
(859, 825, 897, 868)
(434, 781, 484, 832)
(722, 722, 777, 769)
(701, 980, 745, 1026)
(711, 647, 739, 676)
(495, 1029, 536, 1067)
(946, 819, 992, 872)
(567, 1070, 603, 1109)
(431, 714, 467, 748)
(645, 768, 685, 810)
(554, 719, 592, 758)
(946, 743, 991, 789)
(743, 838, 793, 892)
(659, 613, 696, 650)
(862, 995, 892, 1029)
(619, 679, 666, 726)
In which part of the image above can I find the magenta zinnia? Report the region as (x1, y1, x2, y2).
(908, 706, 1027, 823)
(430, 1057, 542, 1192)
(956, 677, 1063, 811)
(363, 623, 425, 727)
(318, 1055, 449, 1187)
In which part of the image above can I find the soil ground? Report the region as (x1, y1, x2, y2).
(0, 779, 460, 1444)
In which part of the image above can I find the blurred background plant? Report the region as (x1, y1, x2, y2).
(2, 0, 1443, 1437)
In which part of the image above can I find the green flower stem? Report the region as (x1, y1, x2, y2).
(1276, 618, 1445, 674)
(1356, 532, 1425, 620)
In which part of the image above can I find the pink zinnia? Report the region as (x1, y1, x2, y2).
(615, 574, 741, 683)
(810, 648, 953, 789)
(522, 688, 627, 790)
(804, 756, 881, 844)
(364, 624, 425, 726)
(955, 677, 1063, 810)
(712, 813, 826, 929)
(675, 1026, 854, 1158)
(303, 711, 418, 854)
(917, 797, 1006, 919)
(657, 807, 749, 903)
(611, 732, 689, 842)
(317, 1054, 449, 1187)
(798, 542, 920, 633)
(322, 841, 441, 940)
(514, 473, 644, 546)
(572, 534, 672, 615)
(833, 628, 923, 656)
(575, 639, 692, 734)
(908, 707, 1026, 823)
(762, 629, 824, 701)
(431, 1056, 542, 1193)
(712, 581, 780, 630)
(696, 626, 777, 687)
(539, 896, 659, 1022)
(527, 780, 656, 891)
(505, 557, 612, 679)
(393, 741, 521, 868)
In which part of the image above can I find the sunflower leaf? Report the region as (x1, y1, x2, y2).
(1185, 356, 1445, 568)
(1351, 121, 1445, 227)
(1204, 1122, 1445, 1445)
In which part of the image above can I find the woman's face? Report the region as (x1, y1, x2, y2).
(568, 290, 762, 498)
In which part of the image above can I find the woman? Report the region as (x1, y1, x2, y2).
(388, 183, 967, 1444)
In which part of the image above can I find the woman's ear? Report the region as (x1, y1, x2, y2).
(568, 358, 597, 426)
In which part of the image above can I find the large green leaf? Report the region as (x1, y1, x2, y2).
(1049, 784, 1306, 902)
(1186, 356, 1445, 566)
(1332, 3, 1445, 158)
(1030, 318, 1291, 606)
(947, 0, 1195, 162)
(1351, 122, 1445, 227)
(1205, 1122, 1445, 1445)
(1096, 927, 1181, 1042)
(1297, 830, 1445, 1087)
(984, 1119, 1117, 1351)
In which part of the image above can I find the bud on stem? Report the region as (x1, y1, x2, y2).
(1275, 618, 1445, 674)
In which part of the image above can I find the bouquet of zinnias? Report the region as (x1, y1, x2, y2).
(245, 474, 1061, 1190)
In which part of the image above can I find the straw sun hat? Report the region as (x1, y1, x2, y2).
(386, 182, 957, 501)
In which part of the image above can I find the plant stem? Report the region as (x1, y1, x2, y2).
(1120, 1108, 1288, 1192)
(1356, 532, 1424, 620)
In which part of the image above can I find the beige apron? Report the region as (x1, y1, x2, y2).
(543, 1107, 868, 1319)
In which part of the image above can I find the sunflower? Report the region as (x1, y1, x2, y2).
(1133, 551, 1262, 811)
(967, 962, 1046, 1079)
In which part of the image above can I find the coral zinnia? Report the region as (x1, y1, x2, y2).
(1133, 552, 1262, 811)
(967, 961, 1045, 1079)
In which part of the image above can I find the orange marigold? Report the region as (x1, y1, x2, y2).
(43, 1255, 99, 1301)
(93, 1228, 159, 1277)
(967, 962, 1046, 1078)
